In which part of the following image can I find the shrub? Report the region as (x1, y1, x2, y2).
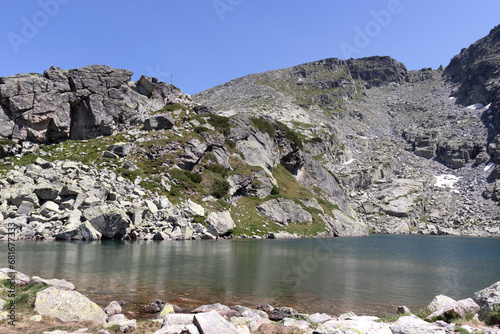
(194, 126, 210, 133)
(184, 170, 202, 184)
(271, 185, 280, 195)
(250, 117, 275, 137)
(212, 178, 230, 198)
(208, 115, 232, 136)
(206, 163, 228, 177)
(309, 137, 323, 144)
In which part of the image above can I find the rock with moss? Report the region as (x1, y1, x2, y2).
(0, 268, 31, 286)
(34, 286, 108, 324)
(474, 281, 500, 320)
(426, 295, 456, 314)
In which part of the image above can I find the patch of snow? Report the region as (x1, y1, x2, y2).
(484, 162, 495, 172)
(449, 96, 456, 100)
(435, 174, 460, 188)
(466, 103, 484, 109)
(343, 159, 355, 165)
(486, 103, 492, 109)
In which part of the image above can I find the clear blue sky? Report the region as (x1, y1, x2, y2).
(1, 0, 499, 95)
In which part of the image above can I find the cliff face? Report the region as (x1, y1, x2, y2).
(1, 26, 500, 240)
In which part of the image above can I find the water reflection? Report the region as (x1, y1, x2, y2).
(7, 235, 500, 316)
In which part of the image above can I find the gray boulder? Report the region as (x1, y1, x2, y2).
(390, 315, 451, 334)
(0, 268, 31, 286)
(257, 198, 312, 225)
(426, 298, 480, 321)
(83, 205, 131, 238)
(143, 114, 175, 130)
(34, 182, 61, 200)
(474, 281, 500, 320)
(106, 142, 135, 157)
(193, 310, 240, 334)
(104, 301, 123, 316)
(31, 276, 75, 291)
(206, 211, 236, 237)
(427, 295, 456, 313)
(34, 286, 107, 324)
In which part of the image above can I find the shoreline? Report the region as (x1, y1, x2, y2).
(1, 270, 499, 333)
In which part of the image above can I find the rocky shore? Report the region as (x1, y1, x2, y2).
(1, 269, 499, 333)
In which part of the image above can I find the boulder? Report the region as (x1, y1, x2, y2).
(104, 301, 123, 316)
(183, 199, 205, 217)
(34, 183, 60, 200)
(192, 303, 231, 314)
(257, 198, 312, 225)
(390, 315, 451, 333)
(426, 298, 480, 321)
(34, 287, 107, 324)
(55, 220, 102, 241)
(427, 295, 456, 313)
(143, 299, 164, 313)
(31, 276, 75, 291)
(143, 114, 175, 130)
(158, 303, 175, 319)
(206, 211, 236, 237)
(307, 313, 332, 324)
(106, 142, 135, 157)
(0, 268, 31, 286)
(82, 205, 131, 238)
(474, 281, 500, 320)
(193, 310, 240, 334)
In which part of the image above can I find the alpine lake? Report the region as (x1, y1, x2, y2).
(6, 234, 500, 317)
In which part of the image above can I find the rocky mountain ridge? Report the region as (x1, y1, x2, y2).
(194, 25, 500, 238)
(1, 25, 500, 240)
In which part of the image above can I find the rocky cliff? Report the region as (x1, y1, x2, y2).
(0, 65, 366, 241)
(1, 26, 500, 240)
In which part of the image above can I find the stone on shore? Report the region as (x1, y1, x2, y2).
(390, 315, 452, 333)
(104, 301, 123, 316)
(427, 294, 456, 313)
(31, 276, 75, 291)
(193, 310, 240, 334)
(0, 268, 31, 286)
(34, 286, 107, 324)
(473, 281, 500, 320)
(426, 298, 480, 321)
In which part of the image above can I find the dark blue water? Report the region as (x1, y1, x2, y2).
(4, 234, 500, 316)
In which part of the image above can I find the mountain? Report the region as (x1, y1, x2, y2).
(0, 26, 499, 241)
(194, 25, 500, 237)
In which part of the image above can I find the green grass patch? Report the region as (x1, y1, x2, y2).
(154, 103, 184, 114)
(0, 280, 49, 313)
(485, 306, 500, 325)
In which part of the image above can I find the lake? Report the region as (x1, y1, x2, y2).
(5, 234, 500, 317)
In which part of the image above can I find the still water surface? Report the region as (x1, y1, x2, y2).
(6, 235, 500, 316)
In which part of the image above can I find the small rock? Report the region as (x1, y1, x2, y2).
(104, 301, 123, 316)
